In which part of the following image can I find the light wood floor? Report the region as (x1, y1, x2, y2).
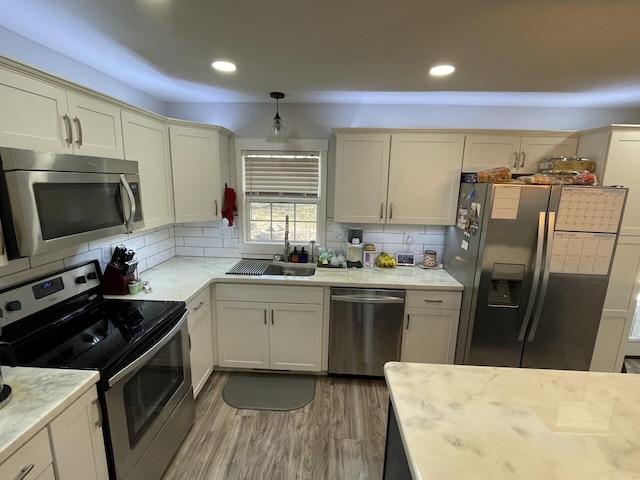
(162, 372, 389, 480)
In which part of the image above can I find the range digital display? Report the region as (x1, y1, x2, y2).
(32, 276, 64, 299)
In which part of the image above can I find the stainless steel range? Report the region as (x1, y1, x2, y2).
(0, 260, 194, 480)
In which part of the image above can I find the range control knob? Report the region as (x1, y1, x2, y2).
(6, 300, 22, 312)
(75, 276, 87, 284)
(87, 272, 98, 280)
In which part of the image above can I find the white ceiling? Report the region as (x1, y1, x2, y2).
(2, 0, 640, 107)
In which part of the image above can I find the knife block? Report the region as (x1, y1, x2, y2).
(102, 263, 135, 295)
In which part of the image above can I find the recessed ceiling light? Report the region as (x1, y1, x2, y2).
(211, 61, 236, 72)
(429, 64, 455, 76)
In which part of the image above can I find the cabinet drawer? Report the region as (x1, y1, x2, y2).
(405, 290, 461, 310)
(187, 288, 210, 325)
(0, 428, 52, 480)
(216, 284, 323, 304)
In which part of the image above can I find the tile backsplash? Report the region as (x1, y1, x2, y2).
(0, 226, 176, 289)
(0, 219, 447, 288)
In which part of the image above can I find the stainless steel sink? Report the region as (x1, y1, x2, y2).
(263, 262, 316, 276)
(226, 260, 315, 276)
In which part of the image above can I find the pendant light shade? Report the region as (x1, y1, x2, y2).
(266, 92, 289, 143)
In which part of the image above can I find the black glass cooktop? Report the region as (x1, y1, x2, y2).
(1, 298, 185, 374)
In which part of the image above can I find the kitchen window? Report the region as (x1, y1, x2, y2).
(235, 139, 328, 257)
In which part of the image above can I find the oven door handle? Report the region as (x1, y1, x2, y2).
(107, 311, 188, 388)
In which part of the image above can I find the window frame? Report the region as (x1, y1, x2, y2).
(234, 138, 328, 258)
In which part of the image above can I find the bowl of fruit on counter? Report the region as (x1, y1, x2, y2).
(376, 252, 396, 268)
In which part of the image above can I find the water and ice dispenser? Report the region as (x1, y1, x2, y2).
(487, 263, 525, 307)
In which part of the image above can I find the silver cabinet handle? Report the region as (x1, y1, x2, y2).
(380, 203, 384, 220)
(73, 116, 83, 145)
(92, 398, 103, 428)
(406, 314, 410, 330)
(63, 114, 73, 145)
(271, 309, 274, 325)
(13, 464, 34, 480)
(264, 309, 267, 325)
(389, 203, 394, 220)
(520, 150, 526, 168)
(424, 299, 443, 303)
(214, 200, 218, 216)
(512, 151, 519, 168)
(193, 301, 205, 311)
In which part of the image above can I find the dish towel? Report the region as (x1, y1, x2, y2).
(222, 186, 237, 226)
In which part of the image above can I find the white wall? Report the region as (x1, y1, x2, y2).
(166, 102, 640, 139)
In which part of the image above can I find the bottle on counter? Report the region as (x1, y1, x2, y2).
(299, 247, 308, 263)
(290, 247, 299, 263)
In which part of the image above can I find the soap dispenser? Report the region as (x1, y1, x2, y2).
(290, 247, 299, 263)
(299, 247, 308, 263)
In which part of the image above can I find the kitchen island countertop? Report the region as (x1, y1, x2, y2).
(0, 367, 99, 464)
(120, 256, 463, 303)
(384, 362, 640, 480)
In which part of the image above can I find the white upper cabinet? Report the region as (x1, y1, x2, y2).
(333, 131, 464, 225)
(122, 110, 175, 228)
(0, 67, 124, 158)
(169, 123, 231, 224)
(387, 133, 464, 225)
(579, 127, 640, 236)
(462, 133, 578, 174)
(334, 133, 391, 223)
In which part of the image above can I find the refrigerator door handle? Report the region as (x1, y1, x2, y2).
(517, 212, 546, 341)
(527, 211, 556, 342)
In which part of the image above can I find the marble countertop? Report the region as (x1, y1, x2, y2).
(120, 257, 462, 303)
(0, 367, 99, 463)
(384, 362, 640, 480)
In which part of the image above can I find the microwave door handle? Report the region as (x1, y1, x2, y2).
(528, 211, 556, 342)
(108, 311, 188, 387)
(518, 212, 545, 341)
(120, 174, 136, 233)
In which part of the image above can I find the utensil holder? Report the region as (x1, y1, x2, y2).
(102, 263, 135, 295)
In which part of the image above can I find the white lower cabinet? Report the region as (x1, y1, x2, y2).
(48, 386, 109, 480)
(0, 428, 52, 480)
(216, 284, 324, 372)
(400, 290, 461, 364)
(187, 288, 214, 398)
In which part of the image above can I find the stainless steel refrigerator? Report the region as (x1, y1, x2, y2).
(444, 183, 627, 370)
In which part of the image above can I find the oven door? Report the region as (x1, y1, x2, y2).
(3, 169, 143, 258)
(104, 311, 193, 480)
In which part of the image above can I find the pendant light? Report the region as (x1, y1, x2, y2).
(266, 91, 289, 143)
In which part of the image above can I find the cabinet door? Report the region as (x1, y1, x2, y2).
(122, 110, 175, 228)
(591, 238, 640, 372)
(461, 134, 521, 172)
(48, 386, 109, 480)
(66, 91, 124, 159)
(269, 303, 323, 372)
(602, 130, 640, 235)
(518, 135, 578, 174)
(0, 67, 69, 152)
(334, 133, 390, 223)
(0, 428, 52, 480)
(216, 300, 269, 369)
(188, 302, 213, 398)
(401, 308, 459, 364)
(170, 125, 222, 223)
(387, 133, 464, 225)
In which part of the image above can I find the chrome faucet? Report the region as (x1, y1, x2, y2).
(283, 215, 291, 262)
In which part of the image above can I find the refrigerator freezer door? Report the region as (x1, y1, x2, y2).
(467, 185, 552, 367)
(520, 273, 609, 370)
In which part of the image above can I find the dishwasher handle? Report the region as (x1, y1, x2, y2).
(331, 294, 405, 304)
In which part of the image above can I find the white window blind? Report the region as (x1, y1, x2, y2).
(244, 152, 320, 198)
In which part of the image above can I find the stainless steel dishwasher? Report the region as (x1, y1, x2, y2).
(329, 287, 405, 376)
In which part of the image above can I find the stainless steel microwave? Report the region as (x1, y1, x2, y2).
(0, 147, 144, 259)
